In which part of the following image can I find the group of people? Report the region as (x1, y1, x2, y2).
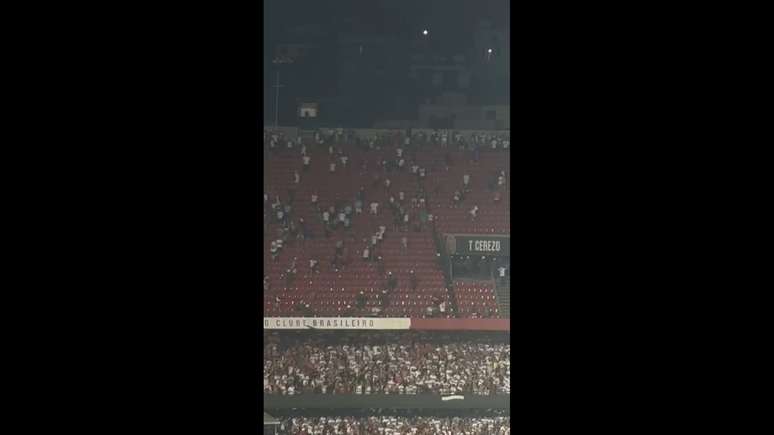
(276, 415, 510, 435)
(263, 333, 510, 396)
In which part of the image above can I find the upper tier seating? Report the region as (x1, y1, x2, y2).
(263, 131, 508, 318)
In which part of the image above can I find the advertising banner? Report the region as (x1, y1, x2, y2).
(263, 318, 509, 331)
(263, 317, 411, 330)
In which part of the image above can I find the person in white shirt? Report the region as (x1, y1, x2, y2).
(302, 155, 311, 171)
(498, 265, 507, 284)
(370, 202, 379, 215)
(469, 205, 478, 221)
(293, 171, 300, 184)
(396, 148, 403, 158)
(384, 178, 391, 189)
(329, 162, 336, 173)
(322, 210, 330, 224)
(340, 155, 348, 167)
(398, 191, 405, 201)
(463, 174, 470, 188)
(362, 247, 370, 261)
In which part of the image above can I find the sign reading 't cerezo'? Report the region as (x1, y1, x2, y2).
(469, 240, 501, 252)
(452, 235, 510, 256)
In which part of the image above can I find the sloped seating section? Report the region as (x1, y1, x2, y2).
(263, 133, 509, 318)
(453, 280, 501, 318)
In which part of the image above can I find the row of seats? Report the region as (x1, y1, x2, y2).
(263, 137, 509, 317)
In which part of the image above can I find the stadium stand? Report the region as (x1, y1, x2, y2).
(276, 415, 511, 434)
(263, 331, 510, 396)
(263, 129, 509, 318)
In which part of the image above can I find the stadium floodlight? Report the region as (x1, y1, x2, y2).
(487, 48, 493, 53)
(422, 29, 429, 35)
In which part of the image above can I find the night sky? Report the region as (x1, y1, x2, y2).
(263, 0, 510, 126)
(265, 0, 509, 48)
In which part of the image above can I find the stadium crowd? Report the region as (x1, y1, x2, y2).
(276, 415, 510, 435)
(263, 333, 510, 396)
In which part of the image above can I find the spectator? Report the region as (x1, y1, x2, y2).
(362, 246, 370, 262)
(302, 154, 311, 172)
(337, 210, 346, 226)
(356, 290, 367, 309)
(370, 202, 379, 215)
(401, 236, 408, 253)
(292, 170, 300, 184)
(329, 161, 336, 173)
(284, 267, 296, 286)
(498, 265, 508, 284)
(309, 258, 319, 273)
(386, 272, 397, 291)
(463, 173, 470, 189)
(470, 205, 479, 221)
(335, 240, 344, 256)
(409, 270, 418, 290)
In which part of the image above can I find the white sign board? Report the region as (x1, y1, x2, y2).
(263, 317, 411, 330)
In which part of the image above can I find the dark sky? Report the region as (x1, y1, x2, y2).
(264, 0, 509, 46)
